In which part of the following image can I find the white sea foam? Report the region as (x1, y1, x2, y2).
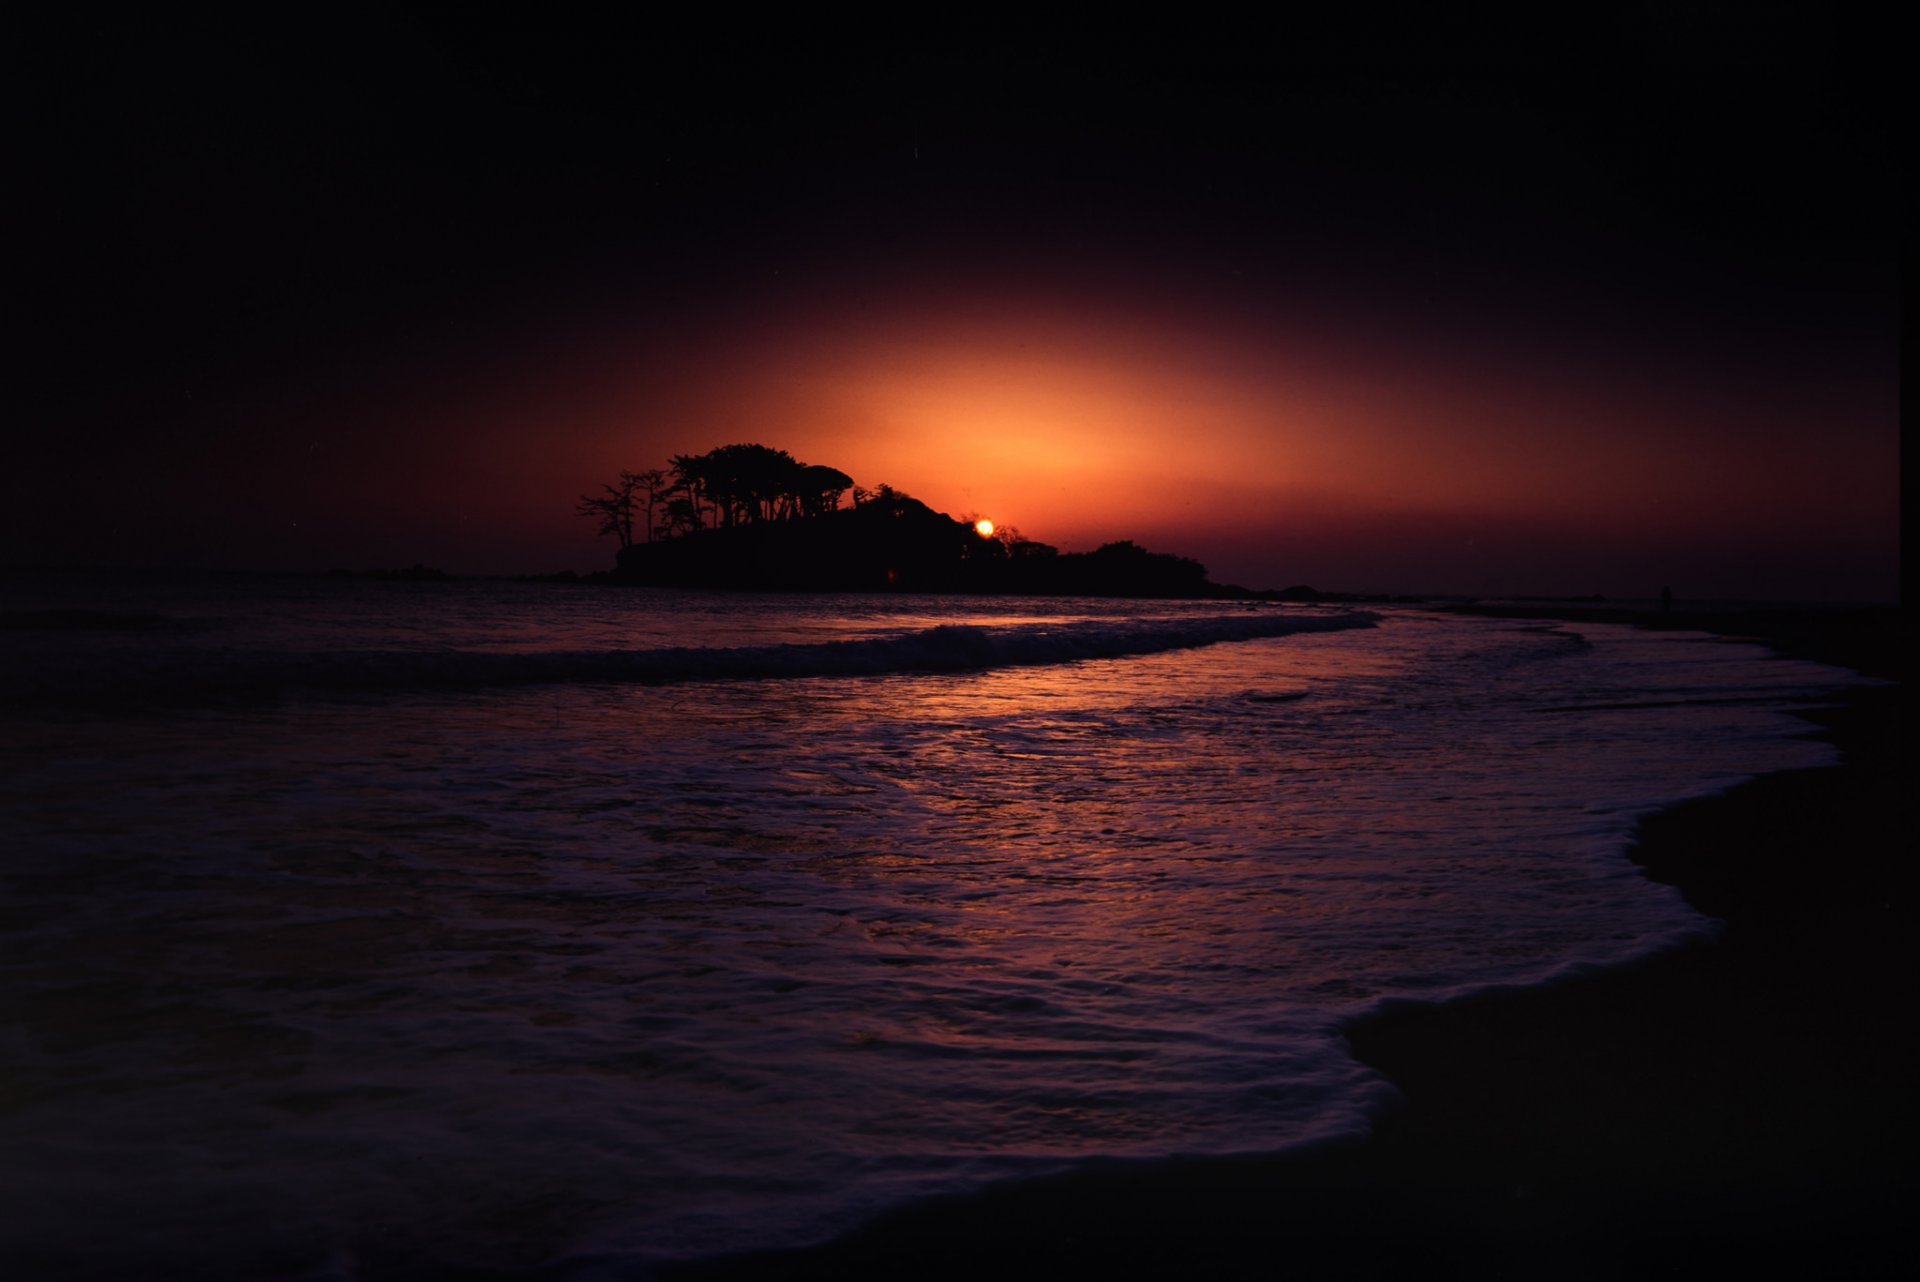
(0, 583, 1866, 1278)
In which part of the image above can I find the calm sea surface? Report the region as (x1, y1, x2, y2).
(0, 575, 1861, 1278)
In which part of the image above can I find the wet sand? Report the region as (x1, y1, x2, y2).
(651, 605, 1907, 1281)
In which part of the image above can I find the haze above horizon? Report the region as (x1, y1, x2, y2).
(11, 13, 1899, 602)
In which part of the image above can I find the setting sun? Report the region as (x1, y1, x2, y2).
(975, 519, 995, 538)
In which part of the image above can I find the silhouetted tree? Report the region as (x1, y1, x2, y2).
(668, 454, 714, 530)
(662, 494, 703, 537)
(856, 482, 904, 513)
(704, 443, 801, 522)
(576, 472, 642, 548)
(632, 468, 668, 544)
(798, 464, 854, 517)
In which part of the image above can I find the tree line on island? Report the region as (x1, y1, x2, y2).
(577, 443, 1236, 597)
(576, 444, 859, 545)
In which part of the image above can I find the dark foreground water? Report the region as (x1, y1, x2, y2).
(0, 576, 1863, 1278)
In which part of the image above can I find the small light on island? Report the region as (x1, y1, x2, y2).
(975, 519, 995, 538)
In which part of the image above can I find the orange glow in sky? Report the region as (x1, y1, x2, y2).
(154, 255, 1894, 604)
(454, 268, 1891, 600)
(11, 17, 1896, 606)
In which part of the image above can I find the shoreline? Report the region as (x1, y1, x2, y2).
(641, 605, 1906, 1281)
(1433, 601, 1904, 680)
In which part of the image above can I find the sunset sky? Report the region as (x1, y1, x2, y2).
(12, 11, 1899, 600)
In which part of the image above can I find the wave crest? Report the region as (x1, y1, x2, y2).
(6, 610, 1377, 708)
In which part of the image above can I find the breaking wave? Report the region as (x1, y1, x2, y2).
(5, 609, 1377, 708)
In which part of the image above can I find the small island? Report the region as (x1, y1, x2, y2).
(578, 443, 1254, 598)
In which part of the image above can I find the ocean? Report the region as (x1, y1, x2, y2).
(0, 574, 1864, 1279)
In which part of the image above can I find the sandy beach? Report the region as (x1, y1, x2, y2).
(651, 605, 1907, 1281)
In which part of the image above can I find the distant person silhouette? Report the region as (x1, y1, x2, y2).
(1660, 586, 1673, 614)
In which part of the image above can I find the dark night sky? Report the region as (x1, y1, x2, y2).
(8, 9, 1902, 599)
